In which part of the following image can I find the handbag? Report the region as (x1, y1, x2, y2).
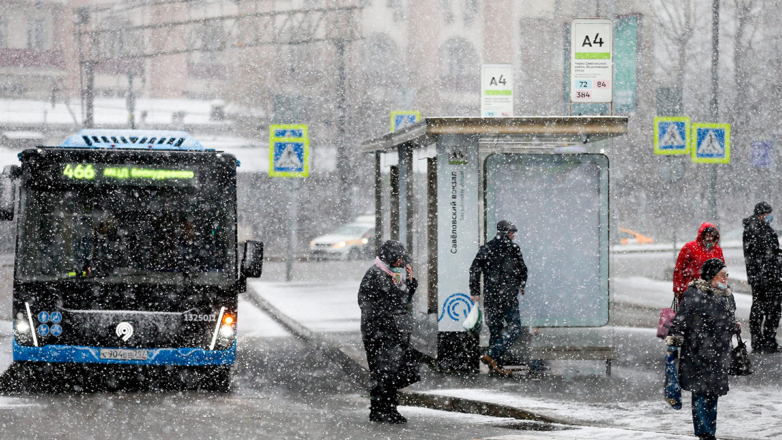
(656, 298, 678, 339)
(664, 346, 682, 410)
(462, 302, 482, 336)
(729, 334, 753, 376)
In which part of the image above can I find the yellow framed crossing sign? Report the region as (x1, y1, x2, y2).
(269, 124, 309, 178)
(390, 111, 421, 132)
(654, 116, 690, 155)
(691, 123, 730, 164)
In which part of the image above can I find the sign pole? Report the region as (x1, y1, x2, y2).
(285, 179, 299, 282)
(709, 0, 720, 224)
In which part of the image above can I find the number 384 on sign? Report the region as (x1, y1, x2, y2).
(576, 91, 592, 99)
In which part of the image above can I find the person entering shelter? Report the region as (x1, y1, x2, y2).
(673, 223, 724, 306)
(469, 220, 528, 376)
(358, 240, 420, 424)
(667, 258, 740, 440)
(742, 201, 782, 353)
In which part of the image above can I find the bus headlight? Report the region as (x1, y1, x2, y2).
(15, 319, 30, 335)
(14, 317, 32, 344)
(219, 324, 234, 338)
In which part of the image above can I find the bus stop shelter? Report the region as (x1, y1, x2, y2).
(362, 116, 629, 374)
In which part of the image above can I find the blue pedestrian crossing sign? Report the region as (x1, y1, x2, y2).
(390, 111, 421, 132)
(691, 123, 730, 164)
(269, 124, 309, 178)
(654, 117, 690, 155)
(751, 140, 773, 168)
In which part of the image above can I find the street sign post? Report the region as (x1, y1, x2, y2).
(691, 123, 730, 164)
(268, 124, 308, 282)
(390, 111, 421, 131)
(481, 64, 513, 117)
(654, 116, 690, 155)
(269, 124, 309, 178)
(570, 19, 613, 105)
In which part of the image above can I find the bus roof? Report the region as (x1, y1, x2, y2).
(61, 129, 206, 151)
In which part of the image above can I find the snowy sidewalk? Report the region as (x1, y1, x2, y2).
(248, 278, 782, 439)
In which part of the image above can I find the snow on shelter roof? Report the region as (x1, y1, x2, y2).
(61, 129, 205, 151)
(361, 116, 629, 153)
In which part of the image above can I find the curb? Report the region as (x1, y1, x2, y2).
(397, 391, 564, 424)
(244, 284, 570, 426)
(244, 285, 370, 388)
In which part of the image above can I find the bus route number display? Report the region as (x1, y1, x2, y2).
(61, 163, 197, 186)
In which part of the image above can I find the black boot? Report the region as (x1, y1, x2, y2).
(369, 389, 407, 424)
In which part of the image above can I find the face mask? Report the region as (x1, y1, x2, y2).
(766, 214, 774, 224)
(391, 267, 405, 274)
(705, 243, 714, 249)
(716, 281, 728, 290)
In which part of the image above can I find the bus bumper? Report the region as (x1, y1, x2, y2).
(12, 339, 236, 366)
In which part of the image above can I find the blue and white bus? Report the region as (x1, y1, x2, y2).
(0, 129, 263, 391)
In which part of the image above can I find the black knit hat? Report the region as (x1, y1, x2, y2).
(700, 258, 726, 282)
(378, 240, 409, 265)
(497, 220, 518, 233)
(754, 201, 773, 216)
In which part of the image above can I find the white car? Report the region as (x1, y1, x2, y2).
(309, 222, 375, 260)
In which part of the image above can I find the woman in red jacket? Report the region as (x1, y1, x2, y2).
(673, 223, 725, 305)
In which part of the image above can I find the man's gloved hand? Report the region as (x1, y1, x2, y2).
(665, 335, 684, 346)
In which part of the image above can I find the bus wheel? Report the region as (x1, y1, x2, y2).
(201, 366, 231, 393)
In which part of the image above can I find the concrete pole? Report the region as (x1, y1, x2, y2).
(335, 40, 350, 221)
(709, 0, 720, 225)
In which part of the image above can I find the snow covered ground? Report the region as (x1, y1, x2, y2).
(249, 276, 782, 440)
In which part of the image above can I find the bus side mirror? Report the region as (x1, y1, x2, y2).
(241, 240, 264, 278)
(0, 165, 20, 221)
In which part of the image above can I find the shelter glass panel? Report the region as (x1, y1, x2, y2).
(485, 154, 609, 327)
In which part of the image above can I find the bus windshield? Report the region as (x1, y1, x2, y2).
(17, 183, 236, 285)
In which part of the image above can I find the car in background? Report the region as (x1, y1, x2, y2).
(618, 227, 654, 245)
(309, 219, 375, 260)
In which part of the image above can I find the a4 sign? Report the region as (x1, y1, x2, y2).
(570, 19, 613, 104)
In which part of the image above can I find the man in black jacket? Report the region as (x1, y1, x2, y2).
(742, 201, 782, 353)
(469, 220, 528, 376)
(358, 240, 419, 424)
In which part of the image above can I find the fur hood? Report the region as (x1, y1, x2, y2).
(689, 278, 732, 297)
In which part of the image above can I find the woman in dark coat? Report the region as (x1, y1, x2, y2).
(667, 258, 741, 440)
(357, 240, 420, 424)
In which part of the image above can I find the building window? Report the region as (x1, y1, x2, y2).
(27, 18, 45, 50)
(440, 38, 479, 92)
(387, 0, 404, 22)
(464, 0, 479, 24)
(440, 0, 454, 24)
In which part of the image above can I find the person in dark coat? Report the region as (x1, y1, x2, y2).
(742, 201, 782, 353)
(469, 220, 528, 376)
(667, 258, 740, 440)
(358, 240, 419, 424)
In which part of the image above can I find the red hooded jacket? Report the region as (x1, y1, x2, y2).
(673, 222, 725, 301)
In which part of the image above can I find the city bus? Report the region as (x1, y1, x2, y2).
(0, 129, 263, 391)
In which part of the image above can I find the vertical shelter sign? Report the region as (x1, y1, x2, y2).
(481, 64, 513, 117)
(436, 140, 479, 332)
(570, 19, 613, 104)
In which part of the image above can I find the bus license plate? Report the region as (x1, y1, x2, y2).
(100, 348, 148, 361)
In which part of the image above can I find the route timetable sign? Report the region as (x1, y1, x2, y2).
(481, 64, 513, 117)
(269, 124, 309, 178)
(570, 19, 613, 104)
